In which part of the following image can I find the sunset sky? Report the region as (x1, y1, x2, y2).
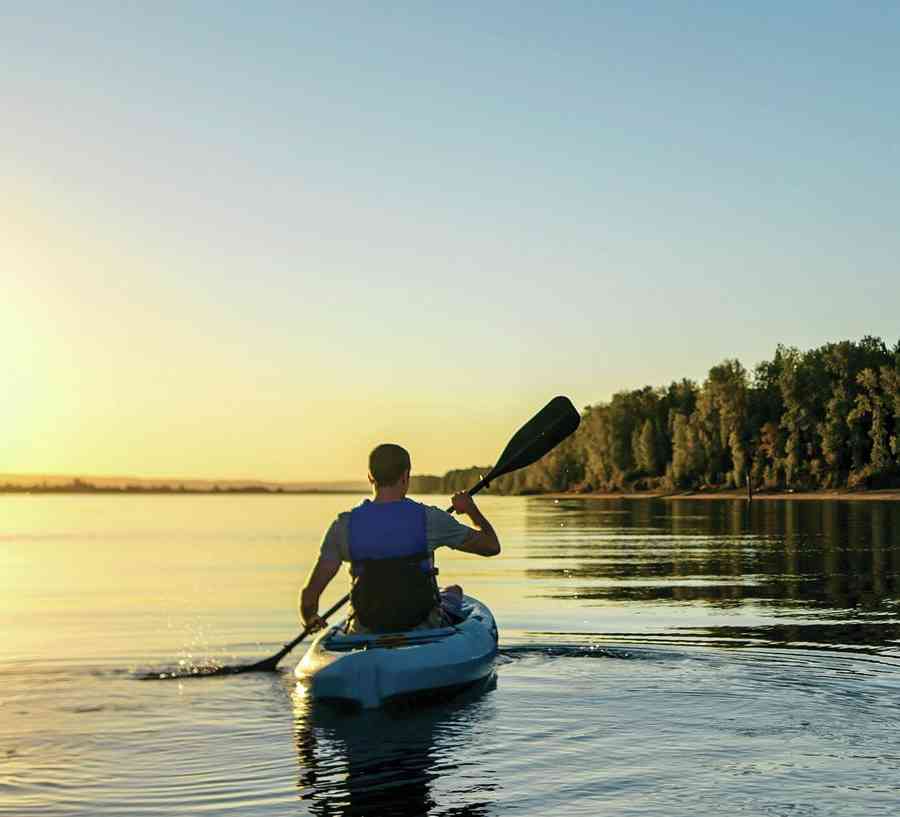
(4, 3, 899, 481)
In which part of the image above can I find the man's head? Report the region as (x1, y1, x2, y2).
(368, 443, 411, 490)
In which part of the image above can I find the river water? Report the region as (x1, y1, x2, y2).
(2, 494, 900, 815)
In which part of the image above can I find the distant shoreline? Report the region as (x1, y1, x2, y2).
(540, 488, 900, 502)
(0, 475, 369, 495)
(0, 486, 366, 495)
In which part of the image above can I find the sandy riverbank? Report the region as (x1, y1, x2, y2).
(540, 489, 900, 502)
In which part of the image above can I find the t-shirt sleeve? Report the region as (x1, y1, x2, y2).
(319, 514, 350, 562)
(424, 505, 477, 551)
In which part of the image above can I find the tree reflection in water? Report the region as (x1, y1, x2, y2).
(523, 498, 900, 651)
(293, 677, 499, 816)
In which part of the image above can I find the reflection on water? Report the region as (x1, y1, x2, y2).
(5, 495, 900, 817)
(292, 679, 499, 816)
(522, 498, 900, 652)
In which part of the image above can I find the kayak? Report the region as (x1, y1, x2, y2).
(295, 595, 498, 709)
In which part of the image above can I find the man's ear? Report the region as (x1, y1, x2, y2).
(367, 472, 376, 486)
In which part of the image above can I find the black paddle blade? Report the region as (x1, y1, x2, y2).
(211, 655, 282, 675)
(486, 396, 580, 483)
(137, 654, 282, 680)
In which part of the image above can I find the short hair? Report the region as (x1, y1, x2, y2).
(369, 443, 411, 487)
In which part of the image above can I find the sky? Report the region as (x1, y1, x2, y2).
(3, 2, 899, 481)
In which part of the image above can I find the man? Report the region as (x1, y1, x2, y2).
(300, 443, 501, 634)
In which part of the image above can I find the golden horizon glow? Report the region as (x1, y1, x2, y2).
(4, 183, 554, 481)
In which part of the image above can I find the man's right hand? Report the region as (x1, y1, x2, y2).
(451, 492, 477, 516)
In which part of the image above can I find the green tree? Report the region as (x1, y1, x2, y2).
(779, 346, 829, 488)
(848, 367, 893, 483)
(634, 418, 658, 475)
(670, 412, 705, 488)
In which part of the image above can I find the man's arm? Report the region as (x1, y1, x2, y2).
(449, 493, 501, 556)
(299, 556, 342, 630)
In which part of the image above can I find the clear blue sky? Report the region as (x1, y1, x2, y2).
(4, 2, 899, 480)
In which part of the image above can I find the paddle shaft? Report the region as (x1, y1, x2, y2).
(266, 592, 355, 666)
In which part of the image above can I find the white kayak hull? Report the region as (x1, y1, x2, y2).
(295, 595, 498, 709)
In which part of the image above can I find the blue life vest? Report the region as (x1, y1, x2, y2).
(347, 499, 438, 632)
(348, 498, 428, 564)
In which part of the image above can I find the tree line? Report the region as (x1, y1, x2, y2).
(411, 336, 900, 495)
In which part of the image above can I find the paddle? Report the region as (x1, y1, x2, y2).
(462, 395, 582, 494)
(147, 395, 580, 678)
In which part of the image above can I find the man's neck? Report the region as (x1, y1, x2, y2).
(372, 485, 407, 503)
